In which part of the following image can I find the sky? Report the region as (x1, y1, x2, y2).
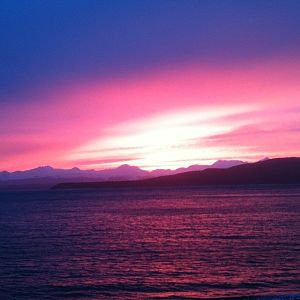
(1, 0, 300, 171)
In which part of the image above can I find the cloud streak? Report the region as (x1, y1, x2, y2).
(66, 105, 261, 170)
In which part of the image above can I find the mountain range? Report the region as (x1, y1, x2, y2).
(0, 159, 246, 189)
(53, 157, 300, 189)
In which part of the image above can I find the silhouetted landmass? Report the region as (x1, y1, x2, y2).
(0, 159, 246, 190)
(53, 157, 300, 189)
(0, 160, 246, 181)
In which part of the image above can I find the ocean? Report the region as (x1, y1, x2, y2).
(0, 185, 300, 299)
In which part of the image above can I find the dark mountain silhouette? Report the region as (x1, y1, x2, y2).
(53, 157, 300, 189)
(0, 159, 245, 189)
(149, 159, 246, 177)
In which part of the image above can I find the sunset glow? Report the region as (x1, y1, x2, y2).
(2, 3, 300, 299)
(1, 59, 300, 171)
(1, 1, 300, 171)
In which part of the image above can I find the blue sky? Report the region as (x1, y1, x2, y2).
(1, 0, 300, 100)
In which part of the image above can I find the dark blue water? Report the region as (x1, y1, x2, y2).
(0, 185, 300, 299)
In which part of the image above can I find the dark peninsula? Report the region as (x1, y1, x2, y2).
(53, 157, 300, 189)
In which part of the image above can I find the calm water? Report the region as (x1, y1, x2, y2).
(0, 185, 300, 299)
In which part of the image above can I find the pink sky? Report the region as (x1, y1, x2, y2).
(1, 57, 300, 171)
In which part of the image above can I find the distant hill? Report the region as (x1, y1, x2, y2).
(53, 157, 300, 189)
(0, 159, 246, 189)
(0, 164, 148, 181)
(150, 159, 246, 177)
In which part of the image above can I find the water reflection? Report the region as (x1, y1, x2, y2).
(0, 186, 300, 299)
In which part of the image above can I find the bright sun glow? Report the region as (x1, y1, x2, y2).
(66, 104, 259, 170)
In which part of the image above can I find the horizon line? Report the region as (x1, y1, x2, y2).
(0, 156, 278, 173)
